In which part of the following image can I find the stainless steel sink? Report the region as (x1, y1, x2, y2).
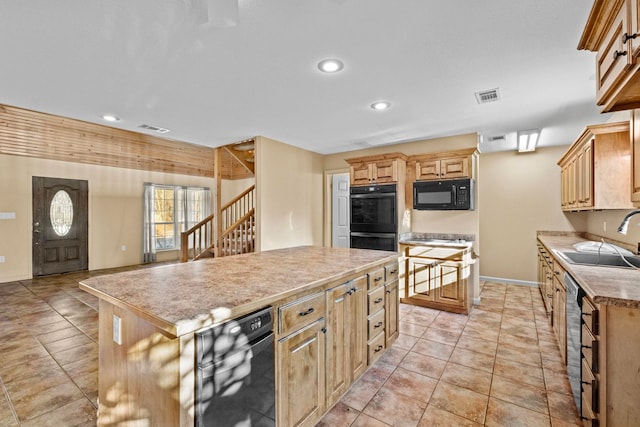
(554, 250, 640, 269)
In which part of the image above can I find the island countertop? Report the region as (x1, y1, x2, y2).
(79, 245, 399, 337)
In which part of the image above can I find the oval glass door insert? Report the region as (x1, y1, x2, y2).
(50, 190, 73, 236)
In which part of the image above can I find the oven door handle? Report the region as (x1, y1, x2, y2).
(350, 232, 397, 238)
(350, 193, 394, 199)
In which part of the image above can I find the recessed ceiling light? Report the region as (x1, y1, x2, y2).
(317, 58, 344, 73)
(370, 101, 391, 111)
(101, 114, 120, 122)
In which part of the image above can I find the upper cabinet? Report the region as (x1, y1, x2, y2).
(579, 0, 640, 112)
(558, 121, 634, 211)
(410, 148, 477, 181)
(345, 153, 407, 186)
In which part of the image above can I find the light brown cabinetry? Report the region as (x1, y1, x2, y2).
(384, 263, 399, 348)
(537, 244, 554, 316)
(345, 153, 407, 186)
(325, 276, 367, 406)
(552, 262, 567, 363)
(276, 292, 327, 427)
(558, 121, 633, 211)
(410, 148, 476, 181)
(579, 0, 640, 112)
(402, 245, 472, 314)
(367, 267, 386, 364)
(631, 109, 640, 204)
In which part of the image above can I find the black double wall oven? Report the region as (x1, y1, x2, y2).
(350, 183, 397, 251)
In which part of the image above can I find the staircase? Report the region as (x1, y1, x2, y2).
(180, 139, 256, 262)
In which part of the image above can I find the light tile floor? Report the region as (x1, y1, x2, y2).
(0, 269, 582, 426)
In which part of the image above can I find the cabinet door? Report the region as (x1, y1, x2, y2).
(440, 157, 469, 179)
(434, 263, 464, 307)
(384, 280, 399, 347)
(350, 162, 372, 186)
(415, 159, 440, 180)
(632, 109, 640, 203)
(325, 283, 349, 405)
(371, 159, 397, 184)
(596, 2, 633, 104)
(277, 318, 326, 427)
(579, 141, 594, 208)
(406, 258, 436, 302)
(325, 278, 367, 406)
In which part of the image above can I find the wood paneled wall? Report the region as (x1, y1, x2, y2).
(0, 104, 216, 177)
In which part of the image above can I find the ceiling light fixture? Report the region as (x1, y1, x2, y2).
(317, 58, 344, 73)
(370, 101, 391, 111)
(101, 114, 120, 122)
(517, 129, 540, 152)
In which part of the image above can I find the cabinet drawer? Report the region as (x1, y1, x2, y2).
(278, 292, 326, 336)
(582, 296, 599, 335)
(581, 393, 598, 423)
(582, 323, 599, 373)
(368, 308, 385, 339)
(581, 357, 599, 414)
(367, 331, 385, 364)
(368, 268, 385, 290)
(385, 263, 399, 284)
(368, 286, 385, 314)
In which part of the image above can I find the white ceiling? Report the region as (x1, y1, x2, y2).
(0, 0, 612, 155)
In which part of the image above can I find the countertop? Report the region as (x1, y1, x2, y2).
(79, 246, 399, 337)
(537, 233, 640, 308)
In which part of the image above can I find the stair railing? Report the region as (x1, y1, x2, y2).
(180, 213, 215, 262)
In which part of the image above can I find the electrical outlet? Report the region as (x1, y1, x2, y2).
(113, 315, 122, 345)
(603, 221, 607, 232)
(0, 256, 4, 263)
(121, 245, 126, 252)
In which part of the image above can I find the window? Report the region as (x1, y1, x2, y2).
(143, 184, 211, 257)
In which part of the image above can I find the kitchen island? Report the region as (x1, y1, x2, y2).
(79, 246, 399, 427)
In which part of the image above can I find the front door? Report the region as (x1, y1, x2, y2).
(32, 177, 88, 276)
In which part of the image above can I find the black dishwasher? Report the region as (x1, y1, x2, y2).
(195, 307, 275, 427)
(565, 272, 584, 413)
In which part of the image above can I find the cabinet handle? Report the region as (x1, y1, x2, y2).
(374, 345, 383, 352)
(389, 269, 398, 274)
(347, 289, 354, 296)
(321, 327, 327, 334)
(374, 297, 383, 304)
(623, 32, 638, 43)
(299, 307, 314, 316)
(581, 344, 592, 349)
(547, 294, 552, 298)
(374, 321, 383, 329)
(386, 290, 391, 294)
(613, 49, 628, 60)
(374, 277, 382, 282)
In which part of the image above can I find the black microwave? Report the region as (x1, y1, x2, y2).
(413, 178, 475, 210)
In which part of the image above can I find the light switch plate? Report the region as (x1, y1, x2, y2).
(113, 315, 122, 345)
(0, 212, 16, 220)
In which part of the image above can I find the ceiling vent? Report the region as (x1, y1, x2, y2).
(486, 135, 506, 142)
(475, 88, 501, 104)
(138, 124, 171, 134)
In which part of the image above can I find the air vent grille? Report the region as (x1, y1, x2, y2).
(487, 135, 506, 142)
(138, 124, 171, 134)
(475, 88, 501, 104)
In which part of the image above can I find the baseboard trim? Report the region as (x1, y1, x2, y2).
(480, 276, 539, 287)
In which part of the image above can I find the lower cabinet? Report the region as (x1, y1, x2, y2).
(402, 245, 471, 314)
(276, 318, 326, 427)
(552, 262, 566, 363)
(384, 279, 399, 348)
(275, 260, 399, 427)
(325, 276, 367, 406)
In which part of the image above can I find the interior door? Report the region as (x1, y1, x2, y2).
(32, 177, 88, 276)
(331, 173, 350, 248)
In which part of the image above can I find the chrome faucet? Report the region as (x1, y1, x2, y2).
(617, 209, 640, 235)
